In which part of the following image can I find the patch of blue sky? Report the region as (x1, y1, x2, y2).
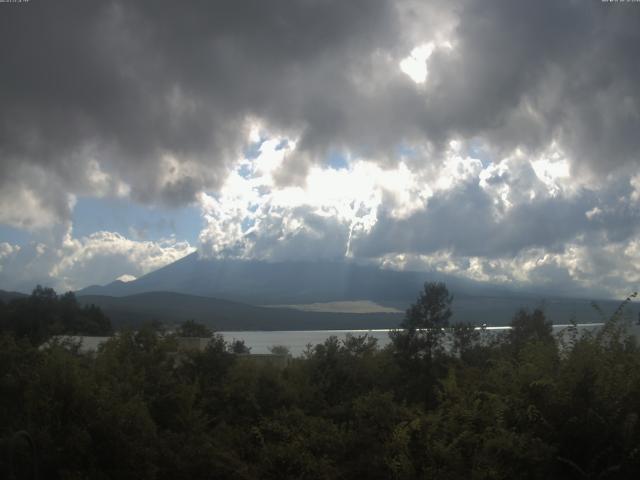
(468, 138, 492, 166)
(0, 224, 32, 246)
(241, 217, 256, 231)
(243, 138, 266, 160)
(396, 144, 419, 159)
(72, 197, 202, 244)
(327, 150, 349, 170)
(237, 163, 254, 179)
(275, 138, 289, 150)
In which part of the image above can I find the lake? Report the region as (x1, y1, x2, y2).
(220, 323, 609, 356)
(61, 322, 635, 357)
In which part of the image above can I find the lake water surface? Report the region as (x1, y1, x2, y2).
(66, 322, 629, 357)
(220, 323, 609, 356)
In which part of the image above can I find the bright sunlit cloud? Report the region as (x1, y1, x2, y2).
(116, 274, 137, 283)
(399, 43, 434, 83)
(1, 1, 640, 298)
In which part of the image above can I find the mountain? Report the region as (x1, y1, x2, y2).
(76, 252, 517, 305)
(0, 290, 28, 303)
(75, 290, 640, 330)
(79, 280, 130, 297)
(73, 253, 640, 328)
(77, 292, 403, 331)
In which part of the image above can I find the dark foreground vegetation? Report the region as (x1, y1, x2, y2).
(1, 284, 640, 479)
(0, 286, 112, 343)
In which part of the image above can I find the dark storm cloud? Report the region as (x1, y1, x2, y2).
(0, 0, 401, 213)
(420, 0, 640, 170)
(351, 179, 640, 260)
(1, 0, 640, 224)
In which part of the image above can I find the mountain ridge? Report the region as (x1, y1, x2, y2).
(76, 252, 528, 304)
(76, 291, 403, 331)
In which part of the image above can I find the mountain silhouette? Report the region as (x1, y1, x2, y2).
(76, 252, 514, 305)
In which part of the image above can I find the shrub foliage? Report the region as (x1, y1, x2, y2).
(1, 284, 640, 479)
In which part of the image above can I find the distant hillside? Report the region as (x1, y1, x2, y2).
(76, 290, 640, 331)
(76, 253, 518, 304)
(0, 290, 28, 303)
(77, 291, 404, 331)
(451, 293, 640, 326)
(4, 285, 636, 330)
(72, 253, 640, 328)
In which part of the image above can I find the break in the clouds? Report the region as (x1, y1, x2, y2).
(1, 0, 640, 297)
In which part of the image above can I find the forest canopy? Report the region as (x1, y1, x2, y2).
(1, 283, 640, 479)
(0, 286, 112, 344)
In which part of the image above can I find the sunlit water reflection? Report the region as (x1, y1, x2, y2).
(60, 322, 640, 357)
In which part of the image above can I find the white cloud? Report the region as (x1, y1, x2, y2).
(375, 243, 639, 300)
(400, 43, 434, 83)
(197, 134, 436, 260)
(3, 129, 639, 300)
(0, 227, 194, 292)
(116, 274, 137, 283)
(0, 242, 20, 259)
(399, 36, 455, 85)
(0, 158, 131, 232)
(530, 146, 572, 197)
(185, 130, 640, 298)
(0, 165, 75, 230)
(630, 173, 640, 203)
(0, 242, 20, 274)
(52, 230, 195, 290)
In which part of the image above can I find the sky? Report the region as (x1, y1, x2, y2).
(1, 0, 640, 298)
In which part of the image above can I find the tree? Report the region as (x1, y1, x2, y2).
(176, 319, 213, 338)
(388, 282, 453, 406)
(229, 339, 251, 354)
(268, 345, 291, 356)
(451, 322, 480, 362)
(403, 282, 453, 332)
(508, 308, 553, 352)
(0, 287, 112, 344)
(391, 282, 453, 363)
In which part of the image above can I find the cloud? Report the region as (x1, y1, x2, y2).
(0, 227, 194, 292)
(351, 151, 640, 262)
(0, 165, 75, 230)
(0, 242, 20, 265)
(375, 239, 640, 300)
(195, 133, 640, 297)
(197, 136, 431, 261)
(0, 0, 401, 223)
(2, 1, 640, 297)
(417, 1, 640, 171)
(3, 1, 638, 222)
(116, 274, 137, 283)
(52, 230, 195, 289)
